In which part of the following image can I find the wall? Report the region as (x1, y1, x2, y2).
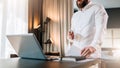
(92, 0, 120, 8)
(106, 8, 120, 28)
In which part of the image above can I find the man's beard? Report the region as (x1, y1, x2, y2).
(76, 0, 88, 8)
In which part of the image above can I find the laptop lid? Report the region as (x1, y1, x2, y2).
(7, 33, 47, 60)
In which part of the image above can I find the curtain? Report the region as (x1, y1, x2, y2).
(42, 0, 73, 56)
(0, 0, 28, 58)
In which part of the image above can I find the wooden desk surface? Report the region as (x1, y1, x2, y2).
(0, 58, 100, 68)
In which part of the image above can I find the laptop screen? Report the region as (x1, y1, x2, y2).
(7, 33, 47, 60)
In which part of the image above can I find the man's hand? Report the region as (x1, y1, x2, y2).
(68, 31, 74, 40)
(81, 46, 96, 58)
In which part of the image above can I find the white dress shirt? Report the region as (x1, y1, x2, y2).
(66, 2, 108, 58)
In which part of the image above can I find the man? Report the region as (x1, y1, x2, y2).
(67, 0, 108, 58)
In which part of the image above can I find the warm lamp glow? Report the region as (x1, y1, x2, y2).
(34, 17, 39, 29)
(50, 38, 53, 44)
(34, 25, 40, 29)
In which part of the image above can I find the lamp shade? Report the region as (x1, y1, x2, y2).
(44, 17, 51, 24)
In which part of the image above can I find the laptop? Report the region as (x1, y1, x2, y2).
(7, 33, 58, 60)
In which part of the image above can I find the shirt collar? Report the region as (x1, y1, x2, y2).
(78, 1, 93, 11)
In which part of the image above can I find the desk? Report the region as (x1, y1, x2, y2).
(0, 58, 100, 68)
(101, 58, 120, 68)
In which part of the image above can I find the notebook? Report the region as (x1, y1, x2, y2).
(7, 33, 58, 60)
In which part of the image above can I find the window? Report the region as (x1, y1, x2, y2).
(102, 28, 120, 48)
(0, 0, 28, 58)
